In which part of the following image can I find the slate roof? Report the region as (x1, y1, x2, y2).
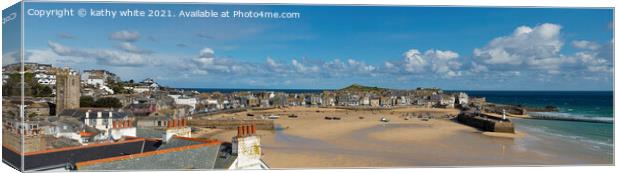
(75, 137, 225, 170)
(156, 137, 205, 150)
(213, 142, 237, 169)
(59, 108, 130, 120)
(2, 138, 148, 171)
(136, 128, 165, 139)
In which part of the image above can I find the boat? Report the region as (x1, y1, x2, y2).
(268, 114, 280, 119)
(380, 117, 390, 122)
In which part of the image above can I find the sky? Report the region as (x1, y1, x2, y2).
(3, 2, 614, 90)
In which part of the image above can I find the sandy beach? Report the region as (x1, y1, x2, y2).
(193, 106, 612, 168)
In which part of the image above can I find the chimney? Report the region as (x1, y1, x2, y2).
(241, 126, 246, 136)
(232, 124, 261, 157)
(237, 126, 242, 136)
(85, 112, 90, 119)
(113, 121, 117, 128)
(109, 112, 113, 118)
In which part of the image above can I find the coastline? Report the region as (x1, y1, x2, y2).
(193, 106, 612, 168)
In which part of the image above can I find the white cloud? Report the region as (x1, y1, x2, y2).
(572, 40, 600, 50)
(399, 49, 462, 78)
(2, 51, 20, 66)
(187, 48, 261, 75)
(347, 59, 377, 74)
(291, 59, 319, 74)
(117, 42, 152, 54)
(109, 30, 141, 42)
(471, 23, 612, 78)
(573, 40, 613, 73)
(48, 41, 74, 56)
(47, 41, 149, 67)
(266, 57, 280, 68)
(473, 23, 564, 70)
(469, 62, 489, 73)
(403, 49, 427, 73)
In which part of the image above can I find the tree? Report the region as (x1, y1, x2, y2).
(32, 84, 53, 97)
(94, 97, 122, 108)
(80, 96, 95, 107)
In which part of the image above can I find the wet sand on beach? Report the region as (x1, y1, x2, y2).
(195, 106, 612, 168)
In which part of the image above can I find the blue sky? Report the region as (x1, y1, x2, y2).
(5, 2, 614, 90)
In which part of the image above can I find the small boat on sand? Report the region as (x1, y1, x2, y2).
(380, 117, 390, 122)
(268, 114, 280, 119)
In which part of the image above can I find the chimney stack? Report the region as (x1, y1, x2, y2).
(236, 124, 258, 137)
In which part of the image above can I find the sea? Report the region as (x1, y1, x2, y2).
(458, 91, 614, 157)
(182, 88, 614, 156)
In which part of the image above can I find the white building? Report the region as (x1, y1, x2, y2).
(457, 92, 469, 105)
(83, 111, 136, 141)
(85, 78, 105, 87)
(35, 73, 56, 85)
(169, 94, 198, 112)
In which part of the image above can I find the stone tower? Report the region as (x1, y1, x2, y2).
(55, 68, 80, 115)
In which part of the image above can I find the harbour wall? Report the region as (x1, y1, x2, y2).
(457, 112, 515, 133)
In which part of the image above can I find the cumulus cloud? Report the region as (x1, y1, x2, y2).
(403, 49, 427, 73)
(109, 30, 141, 42)
(264, 57, 291, 74)
(573, 40, 613, 73)
(117, 42, 152, 54)
(47, 41, 149, 66)
(398, 49, 462, 78)
(473, 23, 564, 69)
(186, 48, 260, 75)
(572, 40, 600, 50)
(470, 23, 612, 77)
(291, 59, 320, 74)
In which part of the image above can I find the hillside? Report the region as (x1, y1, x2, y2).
(338, 84, 387, 93)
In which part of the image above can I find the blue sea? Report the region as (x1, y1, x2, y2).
(457, 91, 614, 156)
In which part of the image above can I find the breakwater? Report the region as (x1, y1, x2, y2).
(189, 119, 275, 130)
(457, 112, 515, 133)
